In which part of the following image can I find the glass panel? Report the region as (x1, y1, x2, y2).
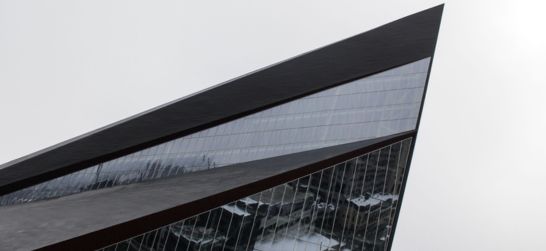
(96, 138, 413, 251)
(0, 58, 428, 206)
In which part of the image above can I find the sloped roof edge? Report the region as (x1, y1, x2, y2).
(0, 5, 443, 195)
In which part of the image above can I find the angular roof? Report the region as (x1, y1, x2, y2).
(0, 5, 443, 196)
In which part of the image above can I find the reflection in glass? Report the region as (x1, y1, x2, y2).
(97, 138, 412, 251)
(0, 58, 428, 206)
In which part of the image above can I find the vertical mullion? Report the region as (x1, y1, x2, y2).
(271, 183, 288, 242)
(221, 203, 236, 251)
(372, 145, 392, 249)
(382, 142, 403, 251)
(245, 192, 264, 251)
(291, 171, 314, 251)
(340, 158, 358, 248)
(361, 148, 382, 251)
(351, 153, 370, 250)
(186, 214, 201, 251)
(124, 236, 134, 251)
(258, 187, 276, 243)
(233, 197, 252, 250)
(137, 232, 147, 251)
(318, 165, 336, 236)
(161, 223, 175, 251)
(307, 169, 325, 234)
(173, 219, 187, 251)
(210, 207, 225, 251)
(282, 178, 302, 238)
(327, 162, 347, 248)
(196, 210, 212, 251)
(147, 229, 160, 250)
(383, 138, 412, 248)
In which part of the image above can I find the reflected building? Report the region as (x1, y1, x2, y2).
(0, 5, 443, 251)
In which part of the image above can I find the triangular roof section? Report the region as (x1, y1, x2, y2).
(0, 5, 443, 196)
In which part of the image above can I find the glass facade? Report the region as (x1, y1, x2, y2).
(97, 138, 412, 251)
(0, 58, 429, 206)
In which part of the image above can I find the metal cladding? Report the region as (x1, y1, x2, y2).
(0, 5, 442, 251)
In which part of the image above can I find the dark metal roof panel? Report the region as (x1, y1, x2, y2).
(0, 5, 443, 195)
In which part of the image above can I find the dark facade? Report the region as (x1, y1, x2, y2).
(0, 5, 442, 251)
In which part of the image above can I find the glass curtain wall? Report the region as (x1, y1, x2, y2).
(97, 138, 412, 251)
(0, 58, 428, 206)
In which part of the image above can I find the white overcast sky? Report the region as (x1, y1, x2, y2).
(1, 1, 545, 250)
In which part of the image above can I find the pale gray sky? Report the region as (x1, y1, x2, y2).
(1, 1, 545, 250)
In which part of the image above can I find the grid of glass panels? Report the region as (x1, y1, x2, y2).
(0, 58, 429, 206)
(97, 138, 412, 251)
